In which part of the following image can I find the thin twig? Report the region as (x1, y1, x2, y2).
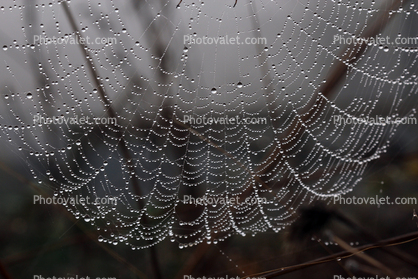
(242, 231, 418, 278)
(333, 236, 395, 278)
(334, 210, 418, 268)
(317, 238, 355, 278)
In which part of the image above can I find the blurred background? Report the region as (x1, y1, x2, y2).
(1, 0, 418, 278)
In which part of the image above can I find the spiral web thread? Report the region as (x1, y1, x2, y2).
(0, 0, 417, 248)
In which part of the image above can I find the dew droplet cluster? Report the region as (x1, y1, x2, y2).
(0, 0, 417, 249)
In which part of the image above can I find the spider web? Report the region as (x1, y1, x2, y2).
(0, 0, 417, 249)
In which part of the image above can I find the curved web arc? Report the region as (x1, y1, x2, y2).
(0, 0, 416, 248)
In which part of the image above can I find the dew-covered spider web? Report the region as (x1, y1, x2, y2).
(0, 0, 417, 249)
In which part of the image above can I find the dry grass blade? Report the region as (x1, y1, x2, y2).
(241, 231, 418, 278)
(333, 236, 395, 278)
